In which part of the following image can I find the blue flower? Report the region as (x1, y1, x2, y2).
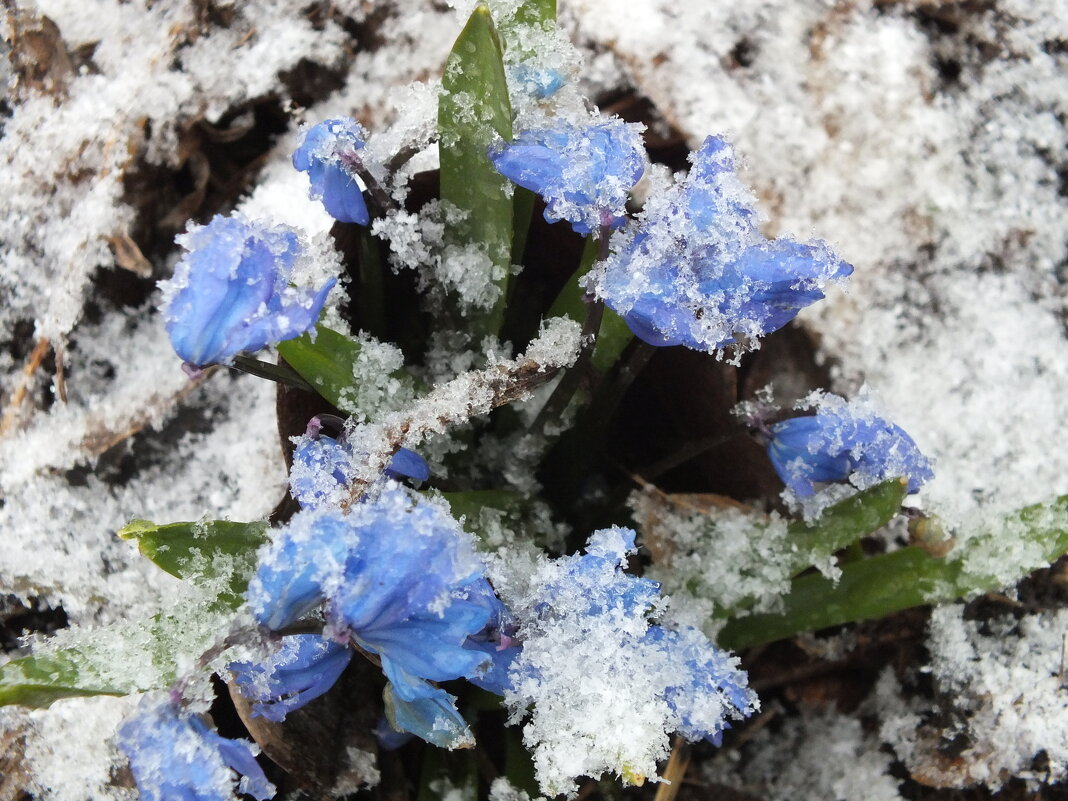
(228, 635, 353, 722)
(489, 117, 646, 235)
(246, 484, 505, 740)
(766, 393, 934, 496)
(290, 431, 430, 508)
(159, 215, 334, 368)
(641, 625, 756, 746)
(116, 694, 274, 801)
(594, 136, 852, 353)
(293, 118, 370, 225)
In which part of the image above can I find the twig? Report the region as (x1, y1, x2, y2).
(653, 738, 692, 801)
(0, 337, 51, 437)
(53, 340, 68, 404)
(80, 367, 217, 457)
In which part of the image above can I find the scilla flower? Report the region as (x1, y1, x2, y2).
(159, 214, 334, 369)
(228, 635, 353, 722)
(116, 694, 274, 801)
(246, 484, 506, 744)
(293, 118, 370, 225)
(766, 392, 933, 496)
(489, 116, 646, 235)
(499, 527, 756, 796)
(290, 420, 430, 508)
(590, 136, 852, 353)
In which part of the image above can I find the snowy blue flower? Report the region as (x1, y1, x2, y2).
(489, 117, 646, 235)
(293, 118, 370, 225)
(499, 528, 756, 795)
(247, 484, 505, 741)
(228, 635, 352, 722)
(592, 136, 852, 353)
(160, 214, 334, 368)
(116, 694, 274, 801)
(290, 431, 430, 508)
(766, 392, 934, 496)
(641, 625, 756, 746)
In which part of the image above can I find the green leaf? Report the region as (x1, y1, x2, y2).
(546, 236, 634, 372)
(0, 652, 126, 707)
(0, 594, 236, 708)
(784, 478, 908, 577)
(276, 325, 417, 417)
(719, 494, 1068, 651)
(439, 4, 514, 335)
(0, 518, 271, 708)
(119, 518, 267, 602)
(513, 0, 556, 25)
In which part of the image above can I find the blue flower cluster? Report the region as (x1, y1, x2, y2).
(490, 117, 646, 235)
(159, 214, 334, 368)
(293, 118, 371, 225)
(766, 393, 933, 496)
(245, 483, 516, 744)
(594, 136, 853, 352)
(116, 694, 274, 801)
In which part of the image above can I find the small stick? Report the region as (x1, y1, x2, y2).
(0, 336, 51, 437)
(653, 738, 692, 801)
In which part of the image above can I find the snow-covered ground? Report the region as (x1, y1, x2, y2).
(3, 0, 1067, 797)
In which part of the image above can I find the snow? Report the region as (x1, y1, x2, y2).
(4, 0, 1068, 797)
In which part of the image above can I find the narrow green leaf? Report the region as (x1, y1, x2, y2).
(784, 478, 908, 577)
(277, 325, 366, 411)
(546, 236, 634, 372)
(439, 4, 513, 335)
(0, 596, 235, 709)
(719, 495, 1068, 650)
(0, 652, 126, 707)
(277, 325, 417, 417)
(513, 0, 556, 25)
(119, 518, 267, 600)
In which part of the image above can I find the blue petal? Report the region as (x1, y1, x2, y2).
(117, 695, 274, 801)
(293, 118, 371, 225)
(384, 448, 431, 483)
(229, 635, 352, 722)
(161, 215, 331, 367)
(382, 681, 474, 749)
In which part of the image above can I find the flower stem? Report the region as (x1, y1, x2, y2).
(230, 355, 317, 393)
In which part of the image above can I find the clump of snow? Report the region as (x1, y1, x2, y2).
(488, 529, 756, 797)
(878, 604, 1068, 789)
(631, 489, 800, 632)
(2, 694, 140, 801)
(704, 708, 905, 801)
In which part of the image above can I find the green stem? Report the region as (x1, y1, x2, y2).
(229, 355, 316, 393)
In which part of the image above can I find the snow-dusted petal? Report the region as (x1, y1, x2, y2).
(116, 694, 274, 801)
(159, 214, 334, 367)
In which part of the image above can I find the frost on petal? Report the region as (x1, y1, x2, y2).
(490, 116, 647, 235)
(494, 528, 756, 797)
(590, 135, 852, 355)
(766, 390, 934, 500)
(289, 431, 431, 509)
(246, 484, 506, 745)
(228, 634, 353, 722)
(293, 118, 371, 225)
(159, 214, 335, 367)
(116, 694, 274, 801)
